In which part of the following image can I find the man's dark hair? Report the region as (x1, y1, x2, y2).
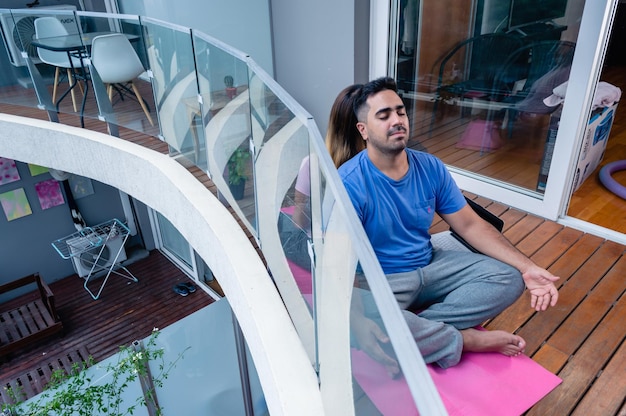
(353, 77, 398, 122)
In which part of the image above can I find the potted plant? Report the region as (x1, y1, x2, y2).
(227, 147, 250, 200)
(224, 75, 237, 99)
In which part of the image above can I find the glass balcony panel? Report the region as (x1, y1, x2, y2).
(249, 73, 281, 153)
(257, 107, 313, 302)
(152, 300, 268, 415)
(307, 162, 401, 413)
(275, 144, 313, 298)
(199, 46, 253, 229)
(17, 346, 147, 415)
(310, 137, 444, 414)
(16, 301, 267, 415)
(2, 9, 83, 114)
(73, 12, 157, 136)
(142, 19, 199, 162)
(193, 33, 250, 173)
(0, 10, 38, 108)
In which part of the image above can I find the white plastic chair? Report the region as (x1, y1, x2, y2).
(90, 33, 154, 126)
(34, 17, 86, 112)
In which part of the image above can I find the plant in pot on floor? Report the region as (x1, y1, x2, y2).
(227, 147, 250, 200)
(224, 75, 237, 99)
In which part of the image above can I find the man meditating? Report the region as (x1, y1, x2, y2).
(338, 77, 559, 372)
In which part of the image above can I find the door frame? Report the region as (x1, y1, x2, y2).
(148, 207, 198, 278)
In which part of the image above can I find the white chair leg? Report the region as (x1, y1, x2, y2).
(131, 81, 154, 126)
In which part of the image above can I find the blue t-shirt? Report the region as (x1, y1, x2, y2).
(339, 149, 466, 274)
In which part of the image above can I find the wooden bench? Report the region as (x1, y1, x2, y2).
(0, 273, 63, 359)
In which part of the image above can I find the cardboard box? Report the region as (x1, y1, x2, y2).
(536, 108, 562, 192)
(571, 102, 618, 192)
(536, 102, 618, 192)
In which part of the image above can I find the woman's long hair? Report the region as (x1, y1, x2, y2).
(325, 84, 365, 168)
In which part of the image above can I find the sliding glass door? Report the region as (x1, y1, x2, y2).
(150, 209, 197, 276)
(381, 0, 615, 220)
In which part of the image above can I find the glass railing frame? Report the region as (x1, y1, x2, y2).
(0, 8, 448, 415)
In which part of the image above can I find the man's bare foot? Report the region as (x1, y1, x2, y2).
(460, 328, 525, 357)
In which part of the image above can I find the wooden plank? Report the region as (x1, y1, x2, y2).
(39, 359, 55, 387)
(527, 293, 626, 415)
(11, 303, 33, 338)
(498, 208, 527, 232)
(527, 226, 584, 269)
(22, 302, 44, 333)
(1, 310, 24, 341)
(515, 220, 564, 258)
(530, 343, 569, 375)
(0, 313, 12, 344)
(571, 339, 626, 416)
(503, 214, 544, 245)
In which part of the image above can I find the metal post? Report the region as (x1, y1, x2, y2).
(232, 309, 255, 416)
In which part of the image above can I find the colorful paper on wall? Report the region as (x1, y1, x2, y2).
(35, 179, 65, 210)
(0, 157, 20, 185)
(28, 164, 49, 176)
(0, 188, 32, 221)
(69, 175, 94, 199)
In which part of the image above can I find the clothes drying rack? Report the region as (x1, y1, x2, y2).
(52, 218, 138, 300)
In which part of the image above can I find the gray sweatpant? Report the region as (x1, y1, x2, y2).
(387, 248, 524, 368)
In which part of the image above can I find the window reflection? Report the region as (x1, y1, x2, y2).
(394, 0, 583, 195)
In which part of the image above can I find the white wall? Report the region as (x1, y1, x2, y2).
(116, 0, 274, 76)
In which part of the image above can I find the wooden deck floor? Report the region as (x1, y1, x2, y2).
(1, 96, 625, 414)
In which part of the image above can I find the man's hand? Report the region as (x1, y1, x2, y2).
(352, 316, 400, 378)
(522, 265, 560, 311)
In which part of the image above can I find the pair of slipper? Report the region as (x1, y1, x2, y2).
(173, 281, 197, 297)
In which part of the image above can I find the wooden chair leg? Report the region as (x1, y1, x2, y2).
(67, 69, 78, 112)
(52, 67, 60, 104)
(107, 84, 113, 102)
(131, 81, 154, 126)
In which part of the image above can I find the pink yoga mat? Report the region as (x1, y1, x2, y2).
(286, 247, 561, 414)
(352, 348, 561, 416)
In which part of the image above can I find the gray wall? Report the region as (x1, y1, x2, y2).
(0, 159, 132, 286)
(270, 0, 370, 135)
